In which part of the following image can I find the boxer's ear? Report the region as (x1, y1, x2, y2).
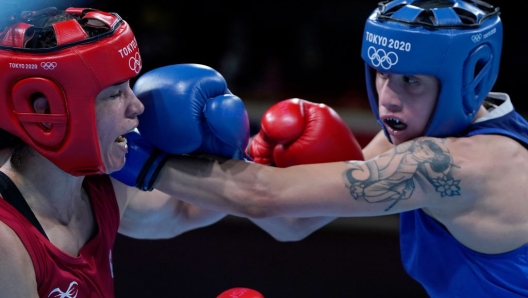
(32, 94, 52, 130)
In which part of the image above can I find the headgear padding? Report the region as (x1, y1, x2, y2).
(360, 0, 502, 140)
(0, 7, 142, 175)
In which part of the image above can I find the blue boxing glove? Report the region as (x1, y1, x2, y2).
(135, 63, 250, 159)
(111, 63, 250, 191)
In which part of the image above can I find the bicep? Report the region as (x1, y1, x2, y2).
(271, 137, 475, 217)
(344, 137, 477, 214)
(0, 222, 39, 297)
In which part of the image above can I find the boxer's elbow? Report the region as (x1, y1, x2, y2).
(244, 184, 278, 219)
(225, 186, 273, 219)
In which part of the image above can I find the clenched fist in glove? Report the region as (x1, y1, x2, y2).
(111, 63, 250, 190)
(135, 63, 250, 159)
(247, 98, 364, 167)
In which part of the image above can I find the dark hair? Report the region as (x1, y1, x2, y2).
(0, 128, 15, 151)
(21, 8, 111, 49)
(0, 129, 28, 170)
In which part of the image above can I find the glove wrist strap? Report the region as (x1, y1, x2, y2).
(136, 149, 169, 191)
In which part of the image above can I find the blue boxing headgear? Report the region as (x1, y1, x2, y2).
(361, 0, 502, 140)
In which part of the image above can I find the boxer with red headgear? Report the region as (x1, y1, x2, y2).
(0, 8, 150, 297)
(0, 7, 259, 297)
(0, 7, 141, 175)
(0, 7, 337, 296)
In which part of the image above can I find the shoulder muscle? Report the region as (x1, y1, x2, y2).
(0, 221, 38, 297)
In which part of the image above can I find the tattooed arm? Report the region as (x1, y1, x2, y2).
(151, 136, 470, 218)
(152, 134, 528, 252)
(346, 139, 461, 211)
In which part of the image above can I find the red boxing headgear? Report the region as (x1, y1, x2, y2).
(0, 7, 142, 175)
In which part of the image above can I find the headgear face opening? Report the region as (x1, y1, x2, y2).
(360, 0, 502, 141)
(0, 7, 142, 175)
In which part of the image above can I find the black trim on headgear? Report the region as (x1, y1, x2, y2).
(0, 8, 123, 53)
(376, 0, 500, 29)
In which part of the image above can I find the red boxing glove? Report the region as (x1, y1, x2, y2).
(247, 98, 364, 167)
(217, 287, 264, 298)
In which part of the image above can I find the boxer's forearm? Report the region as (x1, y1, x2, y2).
(156, 154, 338, 241)
(156, 153, 362, 219)
(154, 154, 273, 218)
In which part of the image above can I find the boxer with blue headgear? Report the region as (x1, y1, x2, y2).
(361, 0, 502, 142)
(121, 1, 528, 297)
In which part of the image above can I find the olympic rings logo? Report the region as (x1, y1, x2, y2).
(367, 46, 398, 70)
(41, 62, 57, 70)
(129, 52, 142, 74)
(471, 34, 482, 43)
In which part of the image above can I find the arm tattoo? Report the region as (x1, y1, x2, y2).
(344, 138, 461, 211)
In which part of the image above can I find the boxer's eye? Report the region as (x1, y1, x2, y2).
(110, 91, 123, 99)
(403, 76, 418, 84)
